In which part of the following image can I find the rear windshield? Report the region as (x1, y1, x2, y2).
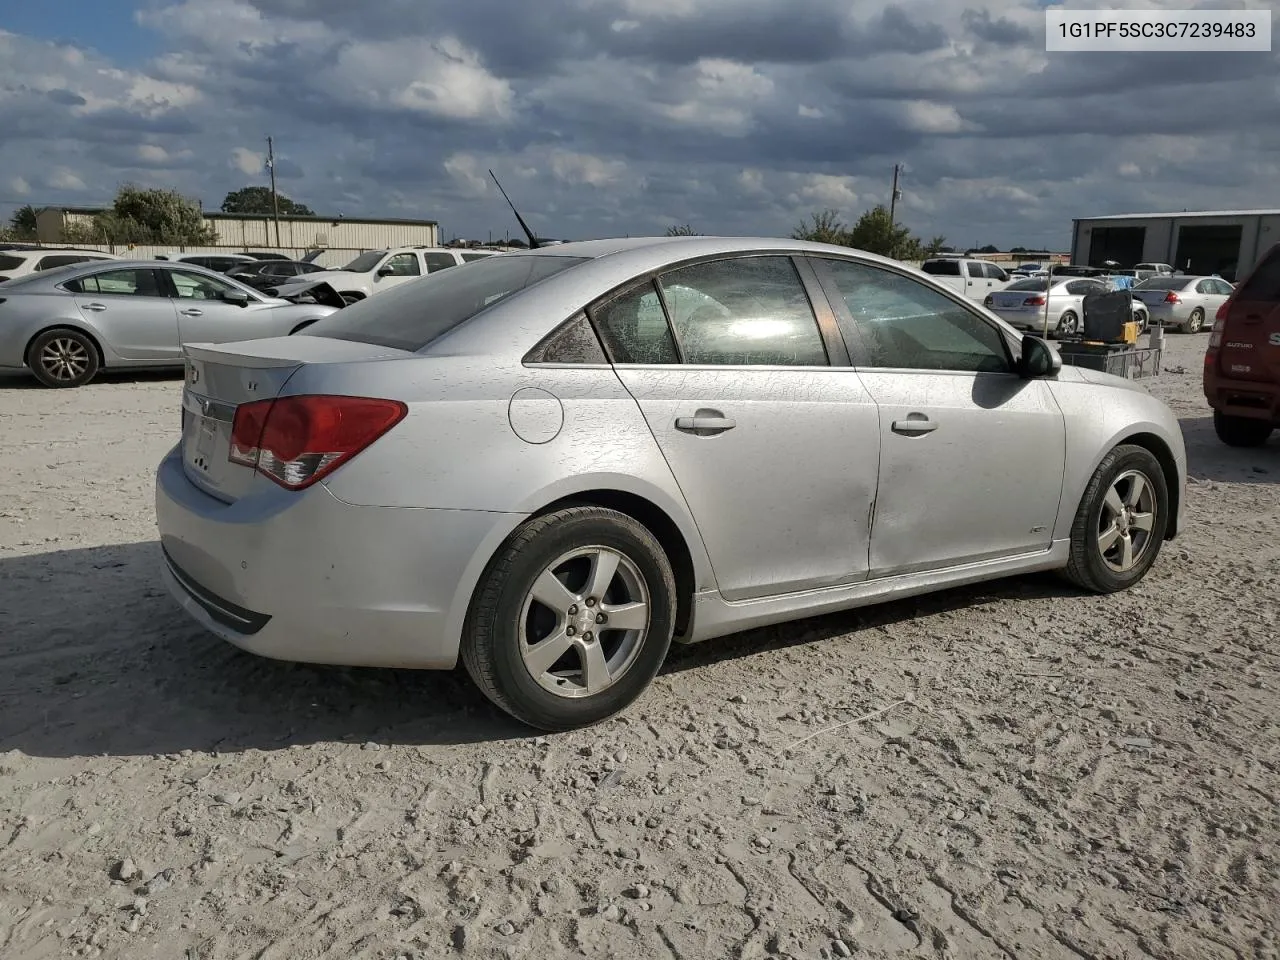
(1133, 277, 1186, 291)
(921, 260, 961, 276)
(0, 254, 27, 271)
(1007, 278, 1048, 292)
(1236, 248, 1280, 302)
(302, 254, 589, 351)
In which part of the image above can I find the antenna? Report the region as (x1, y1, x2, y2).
(489, 169, 539, 249)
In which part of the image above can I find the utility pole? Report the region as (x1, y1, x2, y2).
(266, 135, 281, 248)
(888, 163, 902, 227)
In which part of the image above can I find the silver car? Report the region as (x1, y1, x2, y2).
(0, 260, 340, 387)
(1132, 275, 1233, 333)
(987, 277, 1148, 337)
(155, 237, 1187, 731)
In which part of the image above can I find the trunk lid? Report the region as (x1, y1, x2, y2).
(991, 289, 1044, 310)
(1217, 249, 1280, 384)
(1132, 288, 1178, 305)
(181, 336, 413, 502)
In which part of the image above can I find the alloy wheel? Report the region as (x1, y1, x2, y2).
(518, 545, 651, 698)
(39, 337, 90, 383)
(1097, 469, 1157, 573)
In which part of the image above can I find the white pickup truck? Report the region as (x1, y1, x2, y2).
(918, 256, 1013, 302)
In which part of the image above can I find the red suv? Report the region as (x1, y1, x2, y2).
(1204, 242, 1280, 447)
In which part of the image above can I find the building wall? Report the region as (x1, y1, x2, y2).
(1074, 214, 1279, 277)
(40, 210, 437, 262)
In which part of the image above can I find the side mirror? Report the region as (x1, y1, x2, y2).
(222, 288, 251, 307)
(1018, 335, 1061, 379)
(376, 266, 395, 277)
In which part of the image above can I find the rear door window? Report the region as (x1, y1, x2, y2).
(921, 260, 961, 276)
(65, 268, 165, 297)
(592, 282, 680, 364)
(656, 256, 828, 366)
(424, 252, 457, 273)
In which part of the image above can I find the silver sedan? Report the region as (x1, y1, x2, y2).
(155, 237, 1187, 730)
(985, 277, 1148, 337)
(1132, 275, 1233, 333)
(0, 259, 340, 387)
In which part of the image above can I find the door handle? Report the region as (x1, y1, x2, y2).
(82, 302, 106, 311)
(891, 416, 938, 435)
(675, 415, 736, 434)
(179, 309, 204, 317)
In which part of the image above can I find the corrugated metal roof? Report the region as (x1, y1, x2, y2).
(1077, 210, 1280, 221)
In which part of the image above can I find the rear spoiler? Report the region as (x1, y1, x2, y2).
(261, 278, 346, 309)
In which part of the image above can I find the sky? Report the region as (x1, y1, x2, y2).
(0, 0, 1277, 251)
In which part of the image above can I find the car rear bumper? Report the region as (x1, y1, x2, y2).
(1143, 303, 1189, 325)
(154, 444, 520, 668)
(1203, 374, 1280, 422)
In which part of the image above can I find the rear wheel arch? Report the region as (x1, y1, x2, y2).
(339, 291, 366, 304)
(529, 490, 697, 639)
(25, 325, 106, 369)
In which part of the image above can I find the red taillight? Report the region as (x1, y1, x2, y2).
(1023, 295, 1046, 306)
(228, 395, 407, 490)
(1215, 301, 1229, 322)
(1164, 292, 1181, 303)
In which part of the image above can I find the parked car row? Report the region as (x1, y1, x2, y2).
(0, 260, 340, 387)
(985, 276, 1151, 337)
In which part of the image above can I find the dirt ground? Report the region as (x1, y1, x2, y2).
(1, 333, 1277, 960)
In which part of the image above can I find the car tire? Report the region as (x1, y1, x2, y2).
(1213, 411, 1273, 448)
(1055, 310, 1079, 338)
(27, 328, 100, 388)
(1062, 444, 1168, 594)
(1182, 308, 1204, 334)
(462, 506, 677, 731)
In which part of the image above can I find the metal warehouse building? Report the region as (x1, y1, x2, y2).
(1072, 209, 1280, 282)
(34, 207, 439, 265)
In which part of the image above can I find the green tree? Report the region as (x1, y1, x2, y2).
(221, 186, 315, 216)
(790, 209, 848, 245)
(923, 235, 948, 257)
(7, 204, 38, 240)
(64, 185, 218, 244)
(845, 205, 923, 260)
(663, 223, 701, 237)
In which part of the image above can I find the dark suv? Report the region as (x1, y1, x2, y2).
(1203, 242, 1280, 447)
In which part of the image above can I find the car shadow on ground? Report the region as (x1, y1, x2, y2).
(0, 541, 1083, 760)
(1178, 414, 1277, 485)
(0, 369, 182, 390)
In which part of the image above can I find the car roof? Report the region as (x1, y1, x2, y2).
(516, 235, 910, 271)
(433, 236, 1002, 359)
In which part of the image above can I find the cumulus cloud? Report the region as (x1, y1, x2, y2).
(0, 0, 1276, 251)
(231, 148, 264, 176)
(47, 168, 87, 191)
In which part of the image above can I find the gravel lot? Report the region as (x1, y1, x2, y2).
(1, 334, 1277, 960)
